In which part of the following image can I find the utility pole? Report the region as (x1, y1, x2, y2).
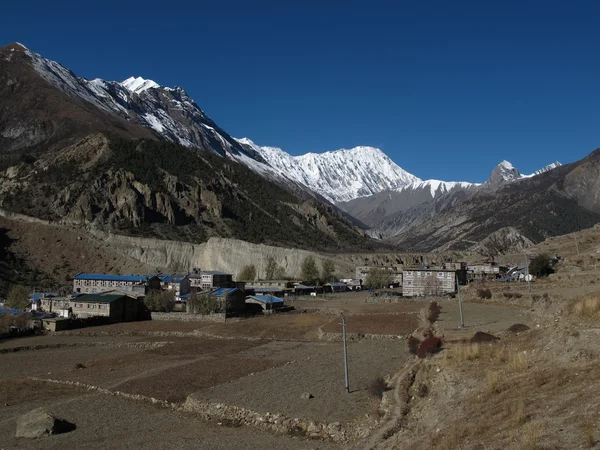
(340, 313, 350, 393)
(456, 275, 465, 329)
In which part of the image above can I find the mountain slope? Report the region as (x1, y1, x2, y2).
(0, 134, 373, 251)
(388, 151, 600, 252)
(236, 138, 421, 203)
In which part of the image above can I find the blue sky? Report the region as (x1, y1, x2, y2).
(2, 0, 599, 182)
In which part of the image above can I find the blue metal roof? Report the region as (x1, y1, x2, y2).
(247, 295, 284, 304)
(212, 288, 240, 297)
(29, 292, 59, 301)
(0, 307, 24, 315)
(326, 282, 347, 287)
(73, 273, 148, 282)
(160, 274, 188, 283)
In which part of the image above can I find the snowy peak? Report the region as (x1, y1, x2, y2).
(531, 161, 562, 176)
(121, 76, 160, 94)
(236, 138, 421, 203)
(488, 160, 522, 185)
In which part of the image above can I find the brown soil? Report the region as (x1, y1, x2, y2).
(117, 357, 285, 403)
(0, 215, 152, 289)
(321, 313, 419, 335)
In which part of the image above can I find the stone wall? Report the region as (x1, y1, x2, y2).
(151, 312, 226, 323)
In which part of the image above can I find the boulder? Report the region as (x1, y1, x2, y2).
(300, 392, 313, 400)
(15, 408, 75, 439)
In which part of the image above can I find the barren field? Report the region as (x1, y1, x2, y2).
(321, 313, 419, 335)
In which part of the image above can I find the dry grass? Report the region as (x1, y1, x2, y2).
(445, 343, 480, 361)
(487, 371, 499, 394)
(574, 294, 600, 317)
(513, 400, 528, 425)
(582, 419, 597, 447)
(521, 423, 541, 450)
(508, 350, 528, 372)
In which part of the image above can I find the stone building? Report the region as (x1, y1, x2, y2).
(402, 268, 457, 297)
(73, 273, 161, 295)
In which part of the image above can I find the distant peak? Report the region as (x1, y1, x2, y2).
(121, 76, 160, 94)
(14, 42, 28, 49)
(498, 160, 515, 169)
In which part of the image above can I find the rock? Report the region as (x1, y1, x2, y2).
(15, 408, 75, 439)
(300, 392, 314, 400)
(469, 331, 500, 343)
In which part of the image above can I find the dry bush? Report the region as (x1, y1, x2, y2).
(407, 336, 420, 355)
(508, 351, 528, 372)
(417, 336, 442, 358)
(427, 301, 441, 324)
(487, 371, 499, 393)
(446, 343, 480, 361)
(503, 292, 514, 299)
(417, 383, 429, 398)
(514, 293, 523, 299)
(477, 288, 492, 299)
(368, 376, 389, 399)
(582, 420, 597, 448)
(0, 313, 30, 332)
(573, 294, 600, 317)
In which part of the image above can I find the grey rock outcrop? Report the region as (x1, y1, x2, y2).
(15, 408, 75, 438)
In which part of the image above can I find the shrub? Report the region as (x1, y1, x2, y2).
(368, 376, 389, 399)
(187, 293, 224, 315)
(507, 323, 530, 333)
(407, 336, 421, 355)
(529, 254, 555, 278)
(238, 264, 257, 282)
(365, 268, 393, 289)
(470, 331, 500, 344)
(476, 288, 492, 299)
(417, 383, 429, 398)
(5, 285, 30, 310)
(503, 292, 514, 299)
(417, 336, 442, 358)
(514, 293, 523, 299)
(144, 290, 175, 312)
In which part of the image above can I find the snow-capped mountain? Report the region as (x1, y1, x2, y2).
(16, 43, 262, 163)
(236, 138, 420, 203)
(6, 43, 566, 208)
(488, 160, 562, 185)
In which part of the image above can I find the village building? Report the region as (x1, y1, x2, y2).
(160, 274, 191, 299)
(467, 264, 500, 282)
(245, 295, 285, 313)
(189, 271, 235, 291)
(324, 282, 347, 293)
(212, 287, 247, 315)
(402, 268, 457, 297)
(73, 273, 161, 295)
(70, 292, 142, 321)
(340, 279, 362, 290)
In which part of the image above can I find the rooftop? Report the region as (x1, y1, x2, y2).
(73, 273, 150, 282)
(247, 295, 284, 304)
(212, 287, 240, 297)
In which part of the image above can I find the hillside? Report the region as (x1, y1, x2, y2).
(388, 151, 600, 253)
(0, 134, 372, 251)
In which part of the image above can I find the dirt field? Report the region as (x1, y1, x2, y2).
(321, 313, 419, 335)
(0, 288, 534, 449)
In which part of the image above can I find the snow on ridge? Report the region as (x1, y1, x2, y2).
(235, 138, 421, 203)
(121, 76, 160, 94)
